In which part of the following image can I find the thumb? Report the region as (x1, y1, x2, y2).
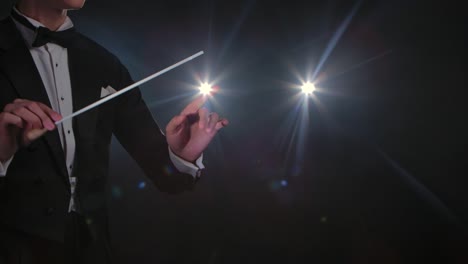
(23, 128, 48, 146)
(166, 115, 187, 135)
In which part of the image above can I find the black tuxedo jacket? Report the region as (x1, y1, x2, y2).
(0, 17, 196, 244)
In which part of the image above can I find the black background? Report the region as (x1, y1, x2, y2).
(1, 0, 467, 263)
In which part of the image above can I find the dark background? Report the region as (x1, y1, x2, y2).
(1, 0, 467, 263)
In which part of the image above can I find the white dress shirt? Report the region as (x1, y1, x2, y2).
(0, 9, 204, 211)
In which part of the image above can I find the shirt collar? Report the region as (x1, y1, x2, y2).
(11, 7, 74, 48)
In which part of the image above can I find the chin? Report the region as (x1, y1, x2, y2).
(60, 0, 86, 10)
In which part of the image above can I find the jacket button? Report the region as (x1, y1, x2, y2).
(45, 207, 55, 216)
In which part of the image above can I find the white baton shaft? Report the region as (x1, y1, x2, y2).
(56, 51, 204, 125)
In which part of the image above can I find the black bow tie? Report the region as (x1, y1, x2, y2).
(11, 9, 76, 48)
(32, 26, 76, 48)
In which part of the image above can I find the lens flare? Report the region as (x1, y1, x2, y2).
(301, 82, 316, 95)
(199, 83, 213, 95)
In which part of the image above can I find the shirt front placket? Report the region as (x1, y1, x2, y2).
(45, 43, 77, 212)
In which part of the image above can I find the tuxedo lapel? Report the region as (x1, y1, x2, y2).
(0, 18, 69, 183)
(67, 47, 101, 145)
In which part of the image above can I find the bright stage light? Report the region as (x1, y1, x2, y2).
(199, 82, 213, 95)
(301, 82, 316, 95)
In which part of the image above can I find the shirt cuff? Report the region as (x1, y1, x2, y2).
(168, 147, 204, 179)
(0, 156, 14, 177)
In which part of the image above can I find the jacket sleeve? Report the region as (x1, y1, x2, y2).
(0, 72, 16, 196)
(111, 63, 197, 194)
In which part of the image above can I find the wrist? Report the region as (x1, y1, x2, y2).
(0, 154, 13, 164)
(0, 146, 17, 164)
(169, 147, 199, 163)
(176, 153, 198, 163)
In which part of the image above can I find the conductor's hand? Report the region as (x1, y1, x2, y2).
(165, 95, 228, 162)
(0, 99, 62, 162)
